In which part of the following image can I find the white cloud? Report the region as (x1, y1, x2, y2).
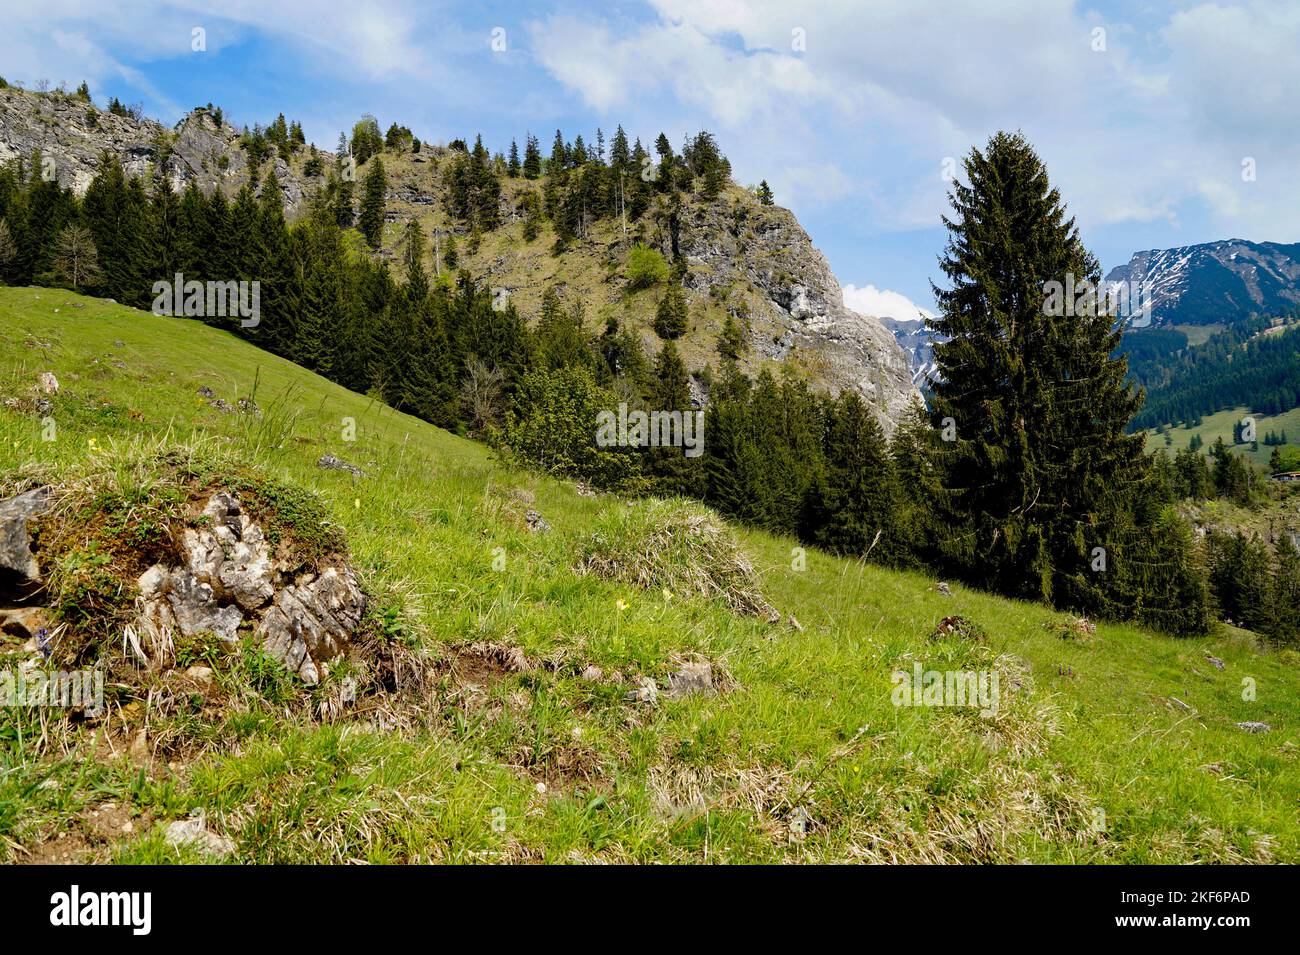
(842, 283, 933, 322)
(528, 13, 829, 125)
(526, 0, 1300, 244)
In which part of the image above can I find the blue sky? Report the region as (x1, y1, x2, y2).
(8, 1, 1300, 320)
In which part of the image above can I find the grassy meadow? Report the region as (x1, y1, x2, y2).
(1, 286, 1297, 864)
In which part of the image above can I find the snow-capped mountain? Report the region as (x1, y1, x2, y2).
(879, 316, 942, 388)
(1105, 239, 1300, 328)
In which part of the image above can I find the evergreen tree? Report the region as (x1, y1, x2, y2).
(929, 131, 1145, 607)
(756, 180, 774, 205)
(523, 134, 542, 180)
(507, 139, 520, 178)
(293, 206, 346, 375)
(359, 157, 387, 250)
(0, 217, 16, 280)
(646, 340, 703, 497)
(1270, 535, 1300, 645)
(534, 286, 592, 371)
(550, 129, 567, 170)
(611, 126, 630, 169)
(718, 314, 746, 361)
(654, 284, 688, 339)
(804, 392, 897, 560)
(254, 172, 297, 357)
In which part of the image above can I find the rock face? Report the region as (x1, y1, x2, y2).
(0, 87, 314, 212)
(133, 491, 365, 684)
(676, 200, 918, 428)
(0, 486, 52, 597)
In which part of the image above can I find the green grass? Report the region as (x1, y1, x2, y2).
(2, 286, 1298, 864)
(1145, 405, 1300, 467)
(1169, 323, 1226, 347)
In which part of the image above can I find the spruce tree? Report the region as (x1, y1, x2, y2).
(359, 157, 387, 250)
(647, 340, 702, 496)
(718, 314, 746, 361)
(523, 134, 541, 180)
(804, 392, 897, 560)
(611, 126, 630, 169)
(929, 131, 1144, 604)
(256, 172, 297, 357)
(1270, 536, 1300, 645)
(550, 130, 567, 170)
(654, 284, 688, 339)
(0, 218, 15, 280)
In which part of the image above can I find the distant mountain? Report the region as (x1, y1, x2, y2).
(1106, 239, 1300, 328)
(879, 316, 941, 388)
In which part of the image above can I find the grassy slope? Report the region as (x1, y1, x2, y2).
(1144, 405, 1300, 468)
(1, 286, 1297, 864)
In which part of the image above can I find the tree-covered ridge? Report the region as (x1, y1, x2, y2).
(1124, 316, 1300, 430)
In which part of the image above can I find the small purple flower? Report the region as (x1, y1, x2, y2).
(36, 627, 51, 660)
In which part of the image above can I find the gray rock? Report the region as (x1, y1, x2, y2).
(317, 454, 366, 477)
(164, 572, 243, 643)
(184, 665, 214, 685)
(666, 661, 715, 699)
(0, 92, 313, 213)
(626, 676, 659, 704)
(256, 566, 365, 686)
(0, 486, 52, 589)
(163, 813, 236, 857)
(1205, 654, 1226, 671)
(36, 372, 59, 394)
(1236, 721, 1271, 734)
(135, 491, 364, 683)
(525, 509, 550, 533)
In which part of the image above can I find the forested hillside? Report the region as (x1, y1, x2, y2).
(0, 83, 915, 427)
(6, 80, 1300, 646)
(1125, 316, 1300, 430)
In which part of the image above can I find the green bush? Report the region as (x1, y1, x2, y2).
(499, 366, 641, 489)
(625, 243, 669, 291)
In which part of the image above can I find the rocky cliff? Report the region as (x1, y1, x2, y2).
(0, 86, 314, 209)
(0, 85, 918, 428)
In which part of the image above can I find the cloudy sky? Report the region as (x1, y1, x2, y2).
(7, 0, 1299, 319)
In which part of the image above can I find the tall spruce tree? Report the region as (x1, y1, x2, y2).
(359, 157, 387, 250)
(929, 131, 1144, 605)
(523, 134, 541, 180)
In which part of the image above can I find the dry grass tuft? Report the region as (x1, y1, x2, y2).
(576, 498, 779, 620)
